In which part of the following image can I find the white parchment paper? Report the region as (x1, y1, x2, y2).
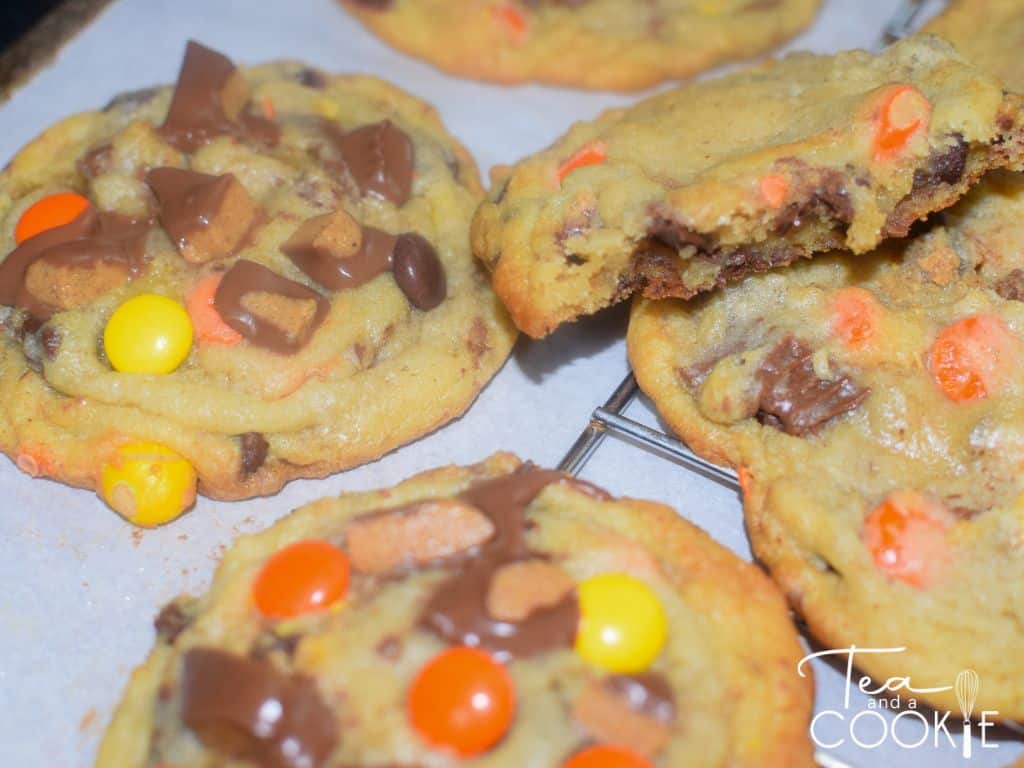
(0, 1, 1019, 765)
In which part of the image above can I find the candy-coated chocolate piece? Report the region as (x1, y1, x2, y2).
(252, 540, 351, 619)
(575, 573, 667, 674)
(100, 441, 197, 526)
(104, 294, 194, 374)
(408, 646, 515, 756)
(563, 744, 653, 768)
(15, 192, 90, 243)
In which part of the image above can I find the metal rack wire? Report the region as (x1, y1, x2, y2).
(555, 2, 1024, 764)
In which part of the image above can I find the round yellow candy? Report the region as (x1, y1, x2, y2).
(104, 294, 193, 374)
(575, 572, 667, 673)
(100, 441, 197, 527)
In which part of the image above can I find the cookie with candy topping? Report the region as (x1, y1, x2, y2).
(97, 453, 815, 767)
(472, 36, 1024, 337)
(628, 218, 1024, 716)
(0, 41, 516, 521)
(340, 0, 819, 92)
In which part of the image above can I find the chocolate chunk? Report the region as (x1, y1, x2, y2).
(180, 647, 338, 768)
(420, 466, 580, 660)
(648, 216, 712, 253)
(282, 211, 396, 291)
(213, 259, 329, 354)
(995, 269, 1024, 301)
(605, 674, 676, 723)
(334, 121, 414, 206)
(913, 134, 967, 191)
(154, 601, 190, 643)
(147, 167, 258, 264)
(239, 432, 269, 478)
(773, 172, 852, 235)
(0, 207, 149, 321)
(296, 68, 327, 88)
(392, 233, 446, 310)
(159, 41, 279, 152)
(756, 337, 869, 436)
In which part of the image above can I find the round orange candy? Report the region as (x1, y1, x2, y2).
(863, 490, 954, 588)
(563, 745, 653, 768)
(15, 192, 90, 243)
(252, 539, 350, 619)
(928, 314, 1019, 402)
(408, 646, 515, 756)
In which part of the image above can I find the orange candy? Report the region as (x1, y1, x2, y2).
(564, 745, 653, 768)
(758, 174, 788, 208)
(186, 274, 243, 346)
(872, 85, 931, 160)
(15, 192, 90, 243)
(556, 142, 607, 186)
(408, 646, 515, 756)
(830, 287, 881, 348)
(252, 539, 351, 619)
(928, 314, 1019, 402)
(863, 491, 954, 588)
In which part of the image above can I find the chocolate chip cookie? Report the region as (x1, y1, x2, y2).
(0, 41, 516, 523)
(97, 453, 814, 767)
(472, 36, 1024, 337)
(341, 0, 820, 91)
(628, 221, 1024, 716)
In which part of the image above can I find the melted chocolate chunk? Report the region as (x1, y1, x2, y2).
(180, 647, 337, 768)
(283, 223, 396, 291)
(334, 121, 414, 206)
(995, 269, 1024, 302)
(420, 466, 580, 661)
(213, 259, 329, 354)
(159, 41, 279, 152)
(154, 601, 191, 643)
(392, 233, 446, 310)
(239, 432, 269, 478)
(296, 67, 327, 88)
(0, 207, 149, 320)
(773, 173, 852, 235)
(756, 337, 869, 436)
(605, 674, 676, 723)
(913, 135, 968, 191)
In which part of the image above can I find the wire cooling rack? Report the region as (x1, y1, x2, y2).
(554, 2, 1024, 765)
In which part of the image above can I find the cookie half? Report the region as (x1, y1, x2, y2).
(341, 0, 820, 91)
(97, 453, 815, 767)
(0, 42, 516, 518)
(473, 36, 1024, 337)
(628, 215, 1024, 716)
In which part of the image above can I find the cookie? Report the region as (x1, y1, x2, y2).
(628, 221, 1024, 716)
(340, 0, 820, 92)
(0, 41, 516, 523)
(472, 36, 1024, 337)
(923, 0, 1024, 91)
(97, 453, 815, 767)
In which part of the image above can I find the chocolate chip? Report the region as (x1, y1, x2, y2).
(912, 134, 967, 191)
(296, 67, 327, 88)
(180, 647, 338, 768)
(239, 432, 269, 478)
(755, 336, 869, 436)
(375, 635, 402, 661)
(392, 233, 446, 310)
(335, 120, 414, 206)
(604, 674, 676, 722)
(154, 601, 191, 643)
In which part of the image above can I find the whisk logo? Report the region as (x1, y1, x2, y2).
(800, 647, 1000, 755)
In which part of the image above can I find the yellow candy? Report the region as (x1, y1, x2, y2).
(575, 572, 667, 673)
(104, 294, 193, 374)
(100, 441, 197, 527)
